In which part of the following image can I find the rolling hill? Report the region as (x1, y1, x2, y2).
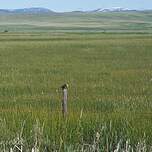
(0, 7, 52, 14)
(0, 8, 152, 33)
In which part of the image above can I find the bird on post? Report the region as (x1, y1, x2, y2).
(61, 83, 68, 117)
(61, 84, 68, 90)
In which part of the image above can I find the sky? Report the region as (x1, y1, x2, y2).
(0, 0, 152, 12)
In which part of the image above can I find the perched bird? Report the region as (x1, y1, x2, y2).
(61, 84, 68, 90)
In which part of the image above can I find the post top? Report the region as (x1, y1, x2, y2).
(61, 84, 68, 90)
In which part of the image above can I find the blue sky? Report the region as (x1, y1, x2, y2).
(0, 0, 152, 12)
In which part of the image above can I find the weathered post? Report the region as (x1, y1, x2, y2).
(61, 84, 68, 117)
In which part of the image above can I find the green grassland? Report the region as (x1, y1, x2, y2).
(0, 12, 152, 151)
(1, 11, 152, 33)
(0, 32, 152, 151)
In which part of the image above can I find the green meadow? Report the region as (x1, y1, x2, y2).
(0, 12, 152, 151)
(1, 11, 152, 33)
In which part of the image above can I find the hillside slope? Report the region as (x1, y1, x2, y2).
(0, 11, 152, 33)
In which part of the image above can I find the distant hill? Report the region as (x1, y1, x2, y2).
(0, 8, 152, 33)
(88, 7, 138, 13)
(0, 7, 151, 14)
(0, 8, 53, 14)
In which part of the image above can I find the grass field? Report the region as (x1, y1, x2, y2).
(1, 11, 152, 33)
(0, 32, 152, 151)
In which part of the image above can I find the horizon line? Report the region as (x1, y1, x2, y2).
(0, 7, 151, 13)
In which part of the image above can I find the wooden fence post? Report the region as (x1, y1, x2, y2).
(61, 84, 68, 117)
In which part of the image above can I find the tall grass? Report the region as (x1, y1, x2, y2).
(0, 117, 151, 151)
(0, 33, 152, 151)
